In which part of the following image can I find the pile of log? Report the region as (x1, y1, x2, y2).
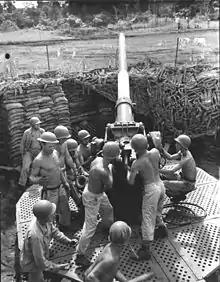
(0, 78, 70, 166)
(74, 63, 220, 142)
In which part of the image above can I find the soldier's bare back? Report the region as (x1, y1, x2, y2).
(87, 157, 113, 194)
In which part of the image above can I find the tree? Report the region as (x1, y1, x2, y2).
(3, 0, 16, 13)
(0, 2, 3, 13)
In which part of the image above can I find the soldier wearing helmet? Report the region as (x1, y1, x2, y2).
(84, 221, 131, 282)
(76, 130, 93, 171)
(75, 141, 120, 267)
(18, 117, 45, 188)
(160, 134, 197, 198)
(29, 132, 72, 231)
(21, 200, 77, 281)
(127, 134, 167, 261)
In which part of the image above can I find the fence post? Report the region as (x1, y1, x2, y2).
(46, 45, 50, 71)
(174, 37, 179, 67)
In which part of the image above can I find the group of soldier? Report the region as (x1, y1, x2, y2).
(19, 116, 197, 282)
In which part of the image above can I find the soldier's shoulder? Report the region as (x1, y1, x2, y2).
(149, 147, 160, 155)
(23, 128, 31, 134)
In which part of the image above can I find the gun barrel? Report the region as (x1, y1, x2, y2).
(116, 33, 133, 122)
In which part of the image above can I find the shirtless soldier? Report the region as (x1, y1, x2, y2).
(76, 130, 93, 171)
(128, 134, 167, 261)
(19, 117, 45, 188)
(159, 134, 197, 199)
(84, 221, 131, 282)
(75, 141, 120, 267)
(54, 126, 87, 180)
(29, 132, 71, 231)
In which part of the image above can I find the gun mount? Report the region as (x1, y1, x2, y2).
(104, 33, 162, 167)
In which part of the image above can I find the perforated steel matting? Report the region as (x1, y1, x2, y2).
(168, 217, 220, 279)
(16, 169, 220, 281)
(16, 186, 78, 224)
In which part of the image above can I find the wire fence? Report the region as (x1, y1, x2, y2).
(0, 20, 219, 79)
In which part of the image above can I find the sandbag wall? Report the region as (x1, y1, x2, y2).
(0, 78, 70, 166)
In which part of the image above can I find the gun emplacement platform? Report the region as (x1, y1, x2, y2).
(16, 165, 220, 282)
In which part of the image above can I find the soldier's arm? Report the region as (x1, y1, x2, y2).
(76, 149, 84, 166)
(51, 223, 72, 244)
(29, 158, 42, 184)
(127, 161, 139, 185)
(160, 163, 182, 174)
(30, 236, 65, 272)
(20, 131, 28, 156)
(101, 169, 113, 191)
(160, 148, 181, 160)
(115, 270, 127, 282)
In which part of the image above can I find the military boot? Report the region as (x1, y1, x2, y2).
(131, 241, 151, 261)
(154, 225, 168, 240)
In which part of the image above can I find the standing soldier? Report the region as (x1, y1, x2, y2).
(75, 142, 120, 267)
(54, 125, 71, 172)
(19, 117, 45, 189)
(29, 132, 72, 231)
(76, 130, 93, 171)
(127, 134, 167, 261)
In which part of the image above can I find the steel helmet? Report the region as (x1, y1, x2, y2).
(30, 116, 41, 125)
(109, 221, 132, 245)
(102, 141, 120, 160)
(33, 200, 56, 220)
(131, 134, 148, 151)
(78, 130, 91, 141)
(38, 132, 59, 143)
(54, 125, 71, 140)
(175, 134, 191, 149)
(66, 138, 78, 152)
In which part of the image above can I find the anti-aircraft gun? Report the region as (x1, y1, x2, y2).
(104, 32, 163, 167)
(103, 33, 166, 224)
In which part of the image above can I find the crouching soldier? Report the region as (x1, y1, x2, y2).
(29, 132, 72, 232)
(19, 117, 45, 189)
(84, 221, 131, 282)
(159, 134, 197, 200)
(20, 200, 77, 282)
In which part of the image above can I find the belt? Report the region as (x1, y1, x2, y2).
(41, 184, 61, 199)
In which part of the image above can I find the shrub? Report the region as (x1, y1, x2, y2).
(0, 20, 18, 32)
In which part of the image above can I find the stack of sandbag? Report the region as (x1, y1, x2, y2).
(0, 78, 71, 166)
(61, 78, 97, 125)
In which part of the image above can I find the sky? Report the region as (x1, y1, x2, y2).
(14, 1, 37, 8)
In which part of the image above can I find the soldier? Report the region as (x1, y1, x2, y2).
(20, 200, 77, 282)
(127, 134, 167, 261)
(84, 221, 131, 282)
(76, 130, 93, 171)
(75, 142, 120, 267)
(29, 132, 72, 231)
(65, 138, 84, 206)
(19, 117, 45, 188)
(159, 134, 197, 199)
